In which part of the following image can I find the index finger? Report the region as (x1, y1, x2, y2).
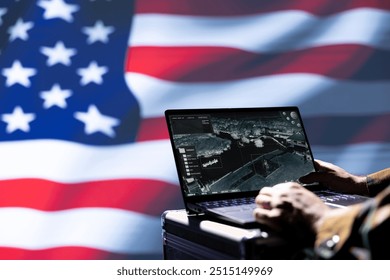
(258, 186, 273, 195)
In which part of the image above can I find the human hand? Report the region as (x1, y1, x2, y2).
(253, 182, 330, 235)
(299, 160, 368, 196)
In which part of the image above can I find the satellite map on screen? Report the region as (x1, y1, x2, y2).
(169, 110, 314, 197)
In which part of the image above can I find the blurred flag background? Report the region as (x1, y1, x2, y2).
(0, 0, 389, 259)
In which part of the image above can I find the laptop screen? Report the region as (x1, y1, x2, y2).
(166, 107, 316, 198)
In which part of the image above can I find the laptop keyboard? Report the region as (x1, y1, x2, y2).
(199, 197, 256, 213)
(316, 191, 368, 206)
(199, 192, 368, 213)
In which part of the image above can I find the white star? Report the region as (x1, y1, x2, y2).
(82, 20, 115, 44)
(77, 61, 108, 86)
(40, 84, 72, 109)
(1, 106, 36, 133)
(2, 60, 37, 87)
(37, 0, 79, 22)
(74, 105, 120, 137)
(7, 18, 34, 41)
(40, 41, 77, 66)
(0, 8, 7, 26)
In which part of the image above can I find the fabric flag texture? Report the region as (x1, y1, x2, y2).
(0, 0, 389, 259)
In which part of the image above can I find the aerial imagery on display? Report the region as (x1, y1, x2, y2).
(170, 110, 315, 197)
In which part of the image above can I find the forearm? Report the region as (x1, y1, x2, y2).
(314, 205, 363, 259)
(314, 186, 390, 259)
(366, 168, 390, 196)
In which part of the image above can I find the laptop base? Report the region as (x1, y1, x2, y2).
(162, 209, 308, 259)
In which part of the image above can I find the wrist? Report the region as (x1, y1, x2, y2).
(312, 205, 331, 234)
(354, 175, 369, 196)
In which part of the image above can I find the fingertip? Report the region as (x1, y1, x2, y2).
(253, 207, 268, 217)
(313, 159, 329, 171)
(258, 186, 273, 195)
(255, 193, 273, 211)
(253, 208, 263, 221)
(299, 172, 318, 184)
(298, 174, 310, 183)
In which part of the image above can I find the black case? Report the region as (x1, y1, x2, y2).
(162, 210, 304, 260)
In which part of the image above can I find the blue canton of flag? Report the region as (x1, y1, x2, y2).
(0, 0, 180, 260)
(0, 0, 138, 145)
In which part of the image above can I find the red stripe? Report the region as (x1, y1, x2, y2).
(126, 45, 381, 82)
(137, 115, 390, 145)
(136, 116, 169, 142)
(0, 247, 155, 260)
(0, 179, 183, 216)
(137, 117, 168, 142)
(353, 115, 390, 143)
(305, 114, 390, 146)
(136, 0, 390, 16)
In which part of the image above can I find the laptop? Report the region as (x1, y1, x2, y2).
(165, 107, 369, 227)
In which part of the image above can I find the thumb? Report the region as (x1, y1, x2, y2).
(299, 171, 329, 185)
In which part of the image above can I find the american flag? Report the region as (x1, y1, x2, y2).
(0, 0, 389, 259)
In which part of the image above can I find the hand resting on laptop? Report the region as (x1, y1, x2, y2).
(253, 160, 390, 259)
(254, 182, 330, 234)
(299, 159, 369, 196)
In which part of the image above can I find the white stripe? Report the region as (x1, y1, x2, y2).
(0, 139, 179, 185)
(125, 72, 390, 118)
(0, 208, 161, 255)
(0, 139, 388, 185)
(313, 142, 390, 175)
(130, 8, 390, 52)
